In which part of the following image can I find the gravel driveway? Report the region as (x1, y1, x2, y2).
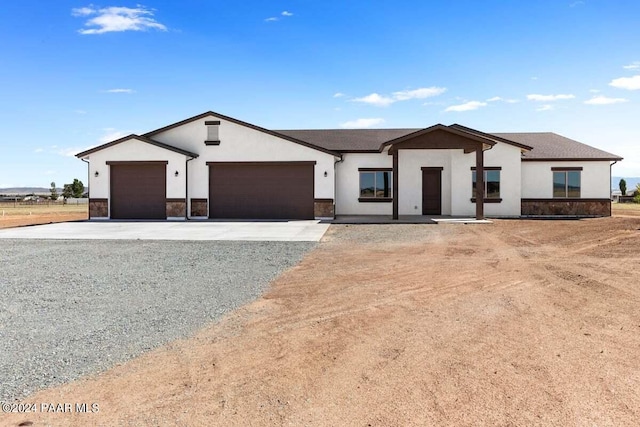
(0, 239, 315, 402)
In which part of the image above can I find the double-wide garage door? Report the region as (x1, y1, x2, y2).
(208, 162, 314, 219)
(110, 162, 166, 219)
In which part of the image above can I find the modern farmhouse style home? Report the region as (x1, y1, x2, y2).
(76, 111, 622, 220)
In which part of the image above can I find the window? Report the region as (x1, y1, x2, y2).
(359, 169, 392, 201)
(553, 169, 581, 198)
(471, 168, 501, 200)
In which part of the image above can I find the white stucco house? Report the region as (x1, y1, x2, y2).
(76, 111, 622, 220)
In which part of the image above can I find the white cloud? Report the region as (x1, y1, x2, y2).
(105, 88, 134, 93)
(340, 118, 385, 129)
(536, 105, 554, 111)
(486, 96, 519, 103)
(609, 75, 640, 90)
(570, 1, 584, 7)
(34, 148, 44, 153)
(71, 7, 94, 16)
(444, 101, 487, 112)
(74, 109, 88, 114)
(589, 89, 600, 93)
(527, 93, 575, 101)
(333, 92, 345, 98)
(73, 6, 167, 35)
(350, 86, 446, 107)
(392, 86, 446, 101)
(623, 62, 640, 70)
(352, 93, 395, 107)
(584, 96, 629, 105)
(266, 10, 293, 22)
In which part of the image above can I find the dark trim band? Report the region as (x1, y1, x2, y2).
(522, 198, 609, 202)
(358, 197, 393, 203)
(166, 198, 186, 203)
(106, 161, 169, 165)
(358, 167, 392, 172)
(190, 198, 207, 203)
(551, 167, 583, 171)
(523, 158, 621, 162)
(204, 120, 221, 125)
(471, 166, 501, 171)
(314, 198, 334, 203)
(204, 140, 221, 146)
(206, 161, 317, 166)
(470, 198, 502, 203)
(421, 166, 444, 171)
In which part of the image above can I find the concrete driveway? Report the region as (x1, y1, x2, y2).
(0, 220, 330, 242)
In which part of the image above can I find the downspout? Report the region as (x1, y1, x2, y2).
(81, 158, 90, 219)
(185, 156, 196, 220)
(333, 155, 343, 219)
(610, 160, 618, 217)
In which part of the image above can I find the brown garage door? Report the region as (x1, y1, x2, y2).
(109, 161, 167, 219)
(208, 162, 315, 219)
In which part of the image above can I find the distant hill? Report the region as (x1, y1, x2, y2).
(0, 187, 55, 195)
(612, 177, 640, 191)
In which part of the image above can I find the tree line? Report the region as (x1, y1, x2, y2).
(49, 179, 84, 200)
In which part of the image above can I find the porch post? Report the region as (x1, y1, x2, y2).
(475, 146, 484, 220)
(392, 149, 399, 220)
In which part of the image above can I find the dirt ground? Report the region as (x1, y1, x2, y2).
(0, 204, 88, 229)
(3, 216, 640, 426)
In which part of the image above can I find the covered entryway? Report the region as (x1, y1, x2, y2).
(422, 167, 443, 215)
(208, 162, 315, 219)
(109, 161, 167, 219)
(383, 124, 500, 220)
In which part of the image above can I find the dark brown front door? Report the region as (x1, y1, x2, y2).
(110, 162, 167, 219)
(422, 168, 442, 215)
(208, 162, 314, 219)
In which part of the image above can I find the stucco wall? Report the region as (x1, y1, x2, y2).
(335, 142, 523, 217)
(150, 115, 337, 215)
(85, 139, 188, 202)
(450, 142, 523, 217)
(335, 153, 392, 215)
(521, 161, 611, 199)
(398, 149, 453, 215)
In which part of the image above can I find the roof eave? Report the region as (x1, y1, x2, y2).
(75, 135, 199, 159)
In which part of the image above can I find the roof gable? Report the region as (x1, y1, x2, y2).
(381, 124, 499, 149)
(75, 135, 199, 158)
(143, 111, 341, 157)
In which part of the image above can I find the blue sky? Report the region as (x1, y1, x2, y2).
(1, 0, 640, 188)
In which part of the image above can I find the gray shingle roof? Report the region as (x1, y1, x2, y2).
(275, 129, 622, 160)
(276, 129, 421, 152)
(492, 132, 622, 160)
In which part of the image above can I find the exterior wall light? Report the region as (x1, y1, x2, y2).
(175, 171, 179, 177)
(324, 171, 328, 177)
(94, 171, 99, 177)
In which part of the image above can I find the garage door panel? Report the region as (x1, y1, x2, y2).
(110, 163, 166, 219)
(209, 163, 314, 219)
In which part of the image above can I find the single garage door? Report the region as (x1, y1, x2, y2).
(208, 162, 315, 219)
(109, 161, 167, 219)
